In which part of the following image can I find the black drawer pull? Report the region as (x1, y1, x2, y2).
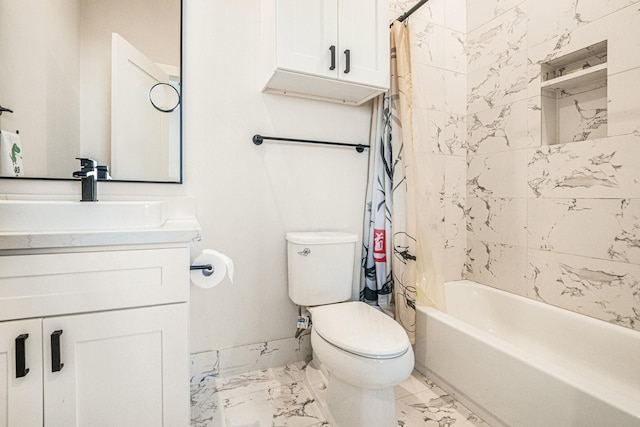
(51, 330, 64, 372)
(344, 49, 351, 74)
(15, 334, 29, 378)
(329, 45, 336, 70)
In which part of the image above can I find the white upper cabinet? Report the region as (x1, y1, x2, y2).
(275, 0, 338, 79)
(336, 0, 388, 88)
(261, 0, 389, 105)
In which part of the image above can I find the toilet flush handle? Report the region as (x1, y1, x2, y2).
(298, 248, 311, 256)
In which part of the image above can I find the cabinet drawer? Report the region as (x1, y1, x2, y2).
(0, 247, 188, 321)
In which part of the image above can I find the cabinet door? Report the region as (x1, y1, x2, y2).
(0, 319, 42, 427)
(276, 0, 338, 78)
(338, 0, 389, 88)
(43, 304, 189, 427)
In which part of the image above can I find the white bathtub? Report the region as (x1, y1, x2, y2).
(414, 280, 640, 427)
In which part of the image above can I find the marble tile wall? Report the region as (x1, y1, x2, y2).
(191, 335, 312, 384)
(390, 0, 468, 281)
(553, 81, 608, 144)
(466, 0, 640, 331)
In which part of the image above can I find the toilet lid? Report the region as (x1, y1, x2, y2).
(309, 301, 410, 359)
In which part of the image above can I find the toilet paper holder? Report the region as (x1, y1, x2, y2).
(190, 263, 214, 277)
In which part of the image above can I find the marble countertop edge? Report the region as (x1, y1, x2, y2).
(0, 218, 202, 251)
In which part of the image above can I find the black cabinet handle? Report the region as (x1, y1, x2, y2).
(51, 330, 64, 372)
(344, 49, 351, 74)
(329, 45, 336, 70)
(15, 334, 29, 378)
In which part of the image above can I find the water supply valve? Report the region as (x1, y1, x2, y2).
(296, 315, 311, 330)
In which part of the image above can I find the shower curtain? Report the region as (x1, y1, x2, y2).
(362, 21, 445, 344)
(360, 95, 393, 310)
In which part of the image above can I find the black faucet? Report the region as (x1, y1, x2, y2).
(97, 165, 112, 181)
(72, 157, 98, 202)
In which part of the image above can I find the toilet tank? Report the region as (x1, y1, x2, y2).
(286, 232, 357, 306)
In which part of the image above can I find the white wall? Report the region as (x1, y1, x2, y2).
(183, 0, 371, 351)
(0, 0, 372, 353)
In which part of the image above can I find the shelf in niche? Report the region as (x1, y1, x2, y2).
(540, 41, 608, 146)
(541, 63, 607, 91)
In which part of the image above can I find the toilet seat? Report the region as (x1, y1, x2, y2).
(309, 301, 410, 359)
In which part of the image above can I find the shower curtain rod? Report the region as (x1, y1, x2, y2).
(391, 0, 430, 27)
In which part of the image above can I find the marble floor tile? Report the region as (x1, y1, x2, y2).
(191, 361, 490, 427)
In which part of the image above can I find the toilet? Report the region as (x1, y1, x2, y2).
(286, 231, 414, 427)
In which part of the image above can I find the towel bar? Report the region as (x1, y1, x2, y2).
(253, 134, 368, 153)
(0, 105, 13, 116)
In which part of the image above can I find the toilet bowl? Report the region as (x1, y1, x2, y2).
(286, 232, 414, 426)
(305, 302, 414, 427)
(309, 301, 414, 388)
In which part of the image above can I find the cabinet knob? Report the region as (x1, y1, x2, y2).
(329, 45, 336, 70)
(51, 330, 64, 372)
(15, 334, 30, 378)
(344, 49, 351, 74)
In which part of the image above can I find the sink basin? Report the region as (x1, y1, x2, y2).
(0, 200, 166, 232)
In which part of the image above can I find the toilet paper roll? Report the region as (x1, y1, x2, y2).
(190, 249, 234, 289)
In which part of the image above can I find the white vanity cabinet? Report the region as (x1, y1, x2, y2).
(0, 244, 191, 427)
(260, 0, 389, 105)
(0, 319, 43, 427)
(43, 304, 187, 427)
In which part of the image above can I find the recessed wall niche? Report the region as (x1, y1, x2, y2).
(540, 41, 608, 145)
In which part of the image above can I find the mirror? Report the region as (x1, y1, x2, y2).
(0, 0, 182, 183)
